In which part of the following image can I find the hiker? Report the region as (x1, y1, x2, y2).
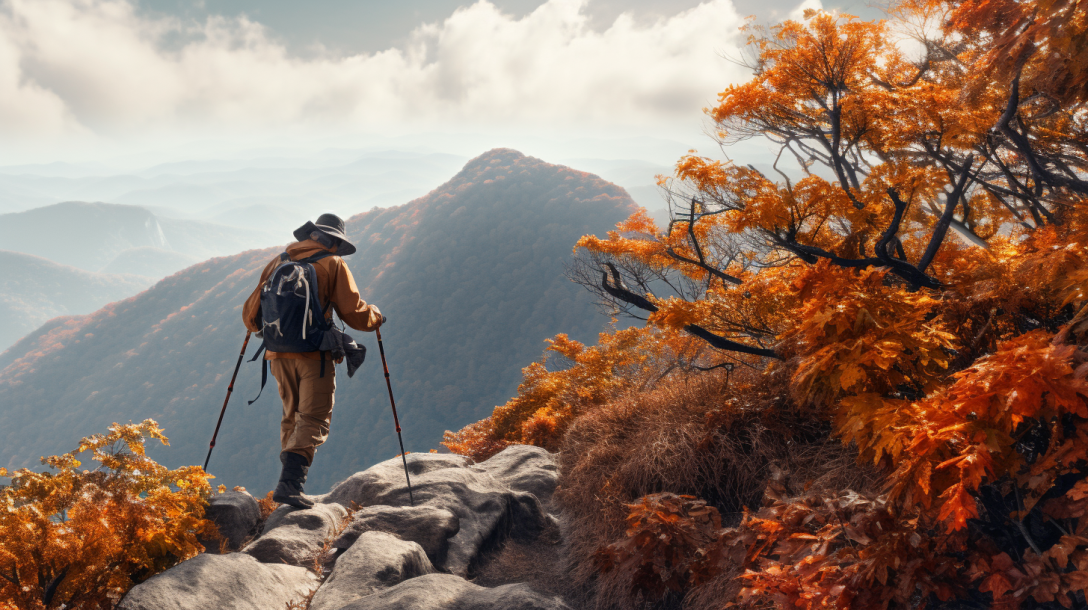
(242, 213, 383, 509)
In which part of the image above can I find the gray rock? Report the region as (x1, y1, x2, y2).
(263, 501, 348, 534)
(118, 553, 318, 610)
(337, 573, 570, 610)
(322, 452, 553, 576)
(473, 445, 559, 504)
(310, 531, 436, 610)
(243, 502, 348, 566)
(200, 490, 260, 552)
(331, 505, 459, 566)
(322, 453, 471, 506)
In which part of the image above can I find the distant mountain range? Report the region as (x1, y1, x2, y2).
(0, 251, 153, 353)
(0, 150, 472, 222)
(0, 149, 637, 493)
(0, 202, 280, 274)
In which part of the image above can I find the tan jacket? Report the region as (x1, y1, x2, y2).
(243, 240, 382, 360)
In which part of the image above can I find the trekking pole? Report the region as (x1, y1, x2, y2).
(376, 327, 415, 506)
(204, 331, 251, 472)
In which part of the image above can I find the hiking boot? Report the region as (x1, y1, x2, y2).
(272, 451, 314, 509)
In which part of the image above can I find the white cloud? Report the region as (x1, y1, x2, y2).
(0, 0, 751, 141)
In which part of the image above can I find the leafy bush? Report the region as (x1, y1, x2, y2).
(596, 493, 725, 598)
(0, 420, 213, 610)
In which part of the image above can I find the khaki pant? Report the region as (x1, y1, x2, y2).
(271, 358, 335, 465)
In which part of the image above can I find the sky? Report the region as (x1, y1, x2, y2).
(0, 0, 886, 166)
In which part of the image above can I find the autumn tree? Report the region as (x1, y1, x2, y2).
(450, 2, 1088, 607)
(0, 421, 214, 610)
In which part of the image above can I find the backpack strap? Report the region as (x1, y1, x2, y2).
(247, 341, 268, 404)
(296, 251, 336, 265)
(248, 340, 267, 362)
(303, 257, 330, 378)
(299, 255, 332, 331)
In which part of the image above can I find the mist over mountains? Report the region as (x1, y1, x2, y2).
(0, 251, 153, 353)
(0, 149, 637, 492)
(0, 202, 277, 275)
(0, 150, 472, 220)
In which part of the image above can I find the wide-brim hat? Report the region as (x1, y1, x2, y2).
(293, 213, 356, 256)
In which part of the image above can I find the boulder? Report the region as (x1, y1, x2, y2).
(331, 505, 459, 566)
(322, 453, 471, 506)
(117, 553, 318, 610)
(310, 531, 435, 610)
(472, 445, 559, 504)
(322, 452, 553, 575)
(336, 573, 570, 610)
(200, 490, 260, 552)
(262, 501, 348, 534)
(243, 502, 348, 566)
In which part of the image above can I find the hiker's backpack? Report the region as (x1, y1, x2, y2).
(258, 251, 334, 352)
(248, 251, 335, 404)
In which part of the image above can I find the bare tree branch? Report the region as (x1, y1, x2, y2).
(601, 263, 658, 313)
(684, 324, 781, 359)
(995, 77, 1088, 199)
(596, 262, 781, 359)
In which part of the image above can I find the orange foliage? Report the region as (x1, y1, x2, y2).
(0, 421, 213, 610)
(257, 490, 281, 521)
(727, 484, 968, 608)
(450, 2, 1088, 608)
(940, 0, 1088, 105)
(596, 493, 726, 597)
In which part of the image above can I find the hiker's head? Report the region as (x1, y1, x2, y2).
(293, 213, 356, 256)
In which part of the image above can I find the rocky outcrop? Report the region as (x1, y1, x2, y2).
(310, 531, 435, 610)
(137, 445, 566, 609)
(330, 505, 460, 567)
(322, 447, 555, 576)
(200, 490, 260, 551)
(244, 502, 348, 566)
(117, 553, 318, 610)
(473, 444, 560, 505)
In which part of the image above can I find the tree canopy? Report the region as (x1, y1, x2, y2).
(446, 2, 1088, 607)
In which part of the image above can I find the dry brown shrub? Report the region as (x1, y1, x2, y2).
(284, 586, 318, 610)
(556, 366, 879, 610)
(257, 490, 280, 521)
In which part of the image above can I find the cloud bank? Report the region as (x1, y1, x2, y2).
(0, 0, 751, 142)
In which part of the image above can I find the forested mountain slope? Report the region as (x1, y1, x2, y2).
(0, 149, 636, 492)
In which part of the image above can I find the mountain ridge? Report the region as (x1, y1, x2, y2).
(0, 149, 637, 492)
